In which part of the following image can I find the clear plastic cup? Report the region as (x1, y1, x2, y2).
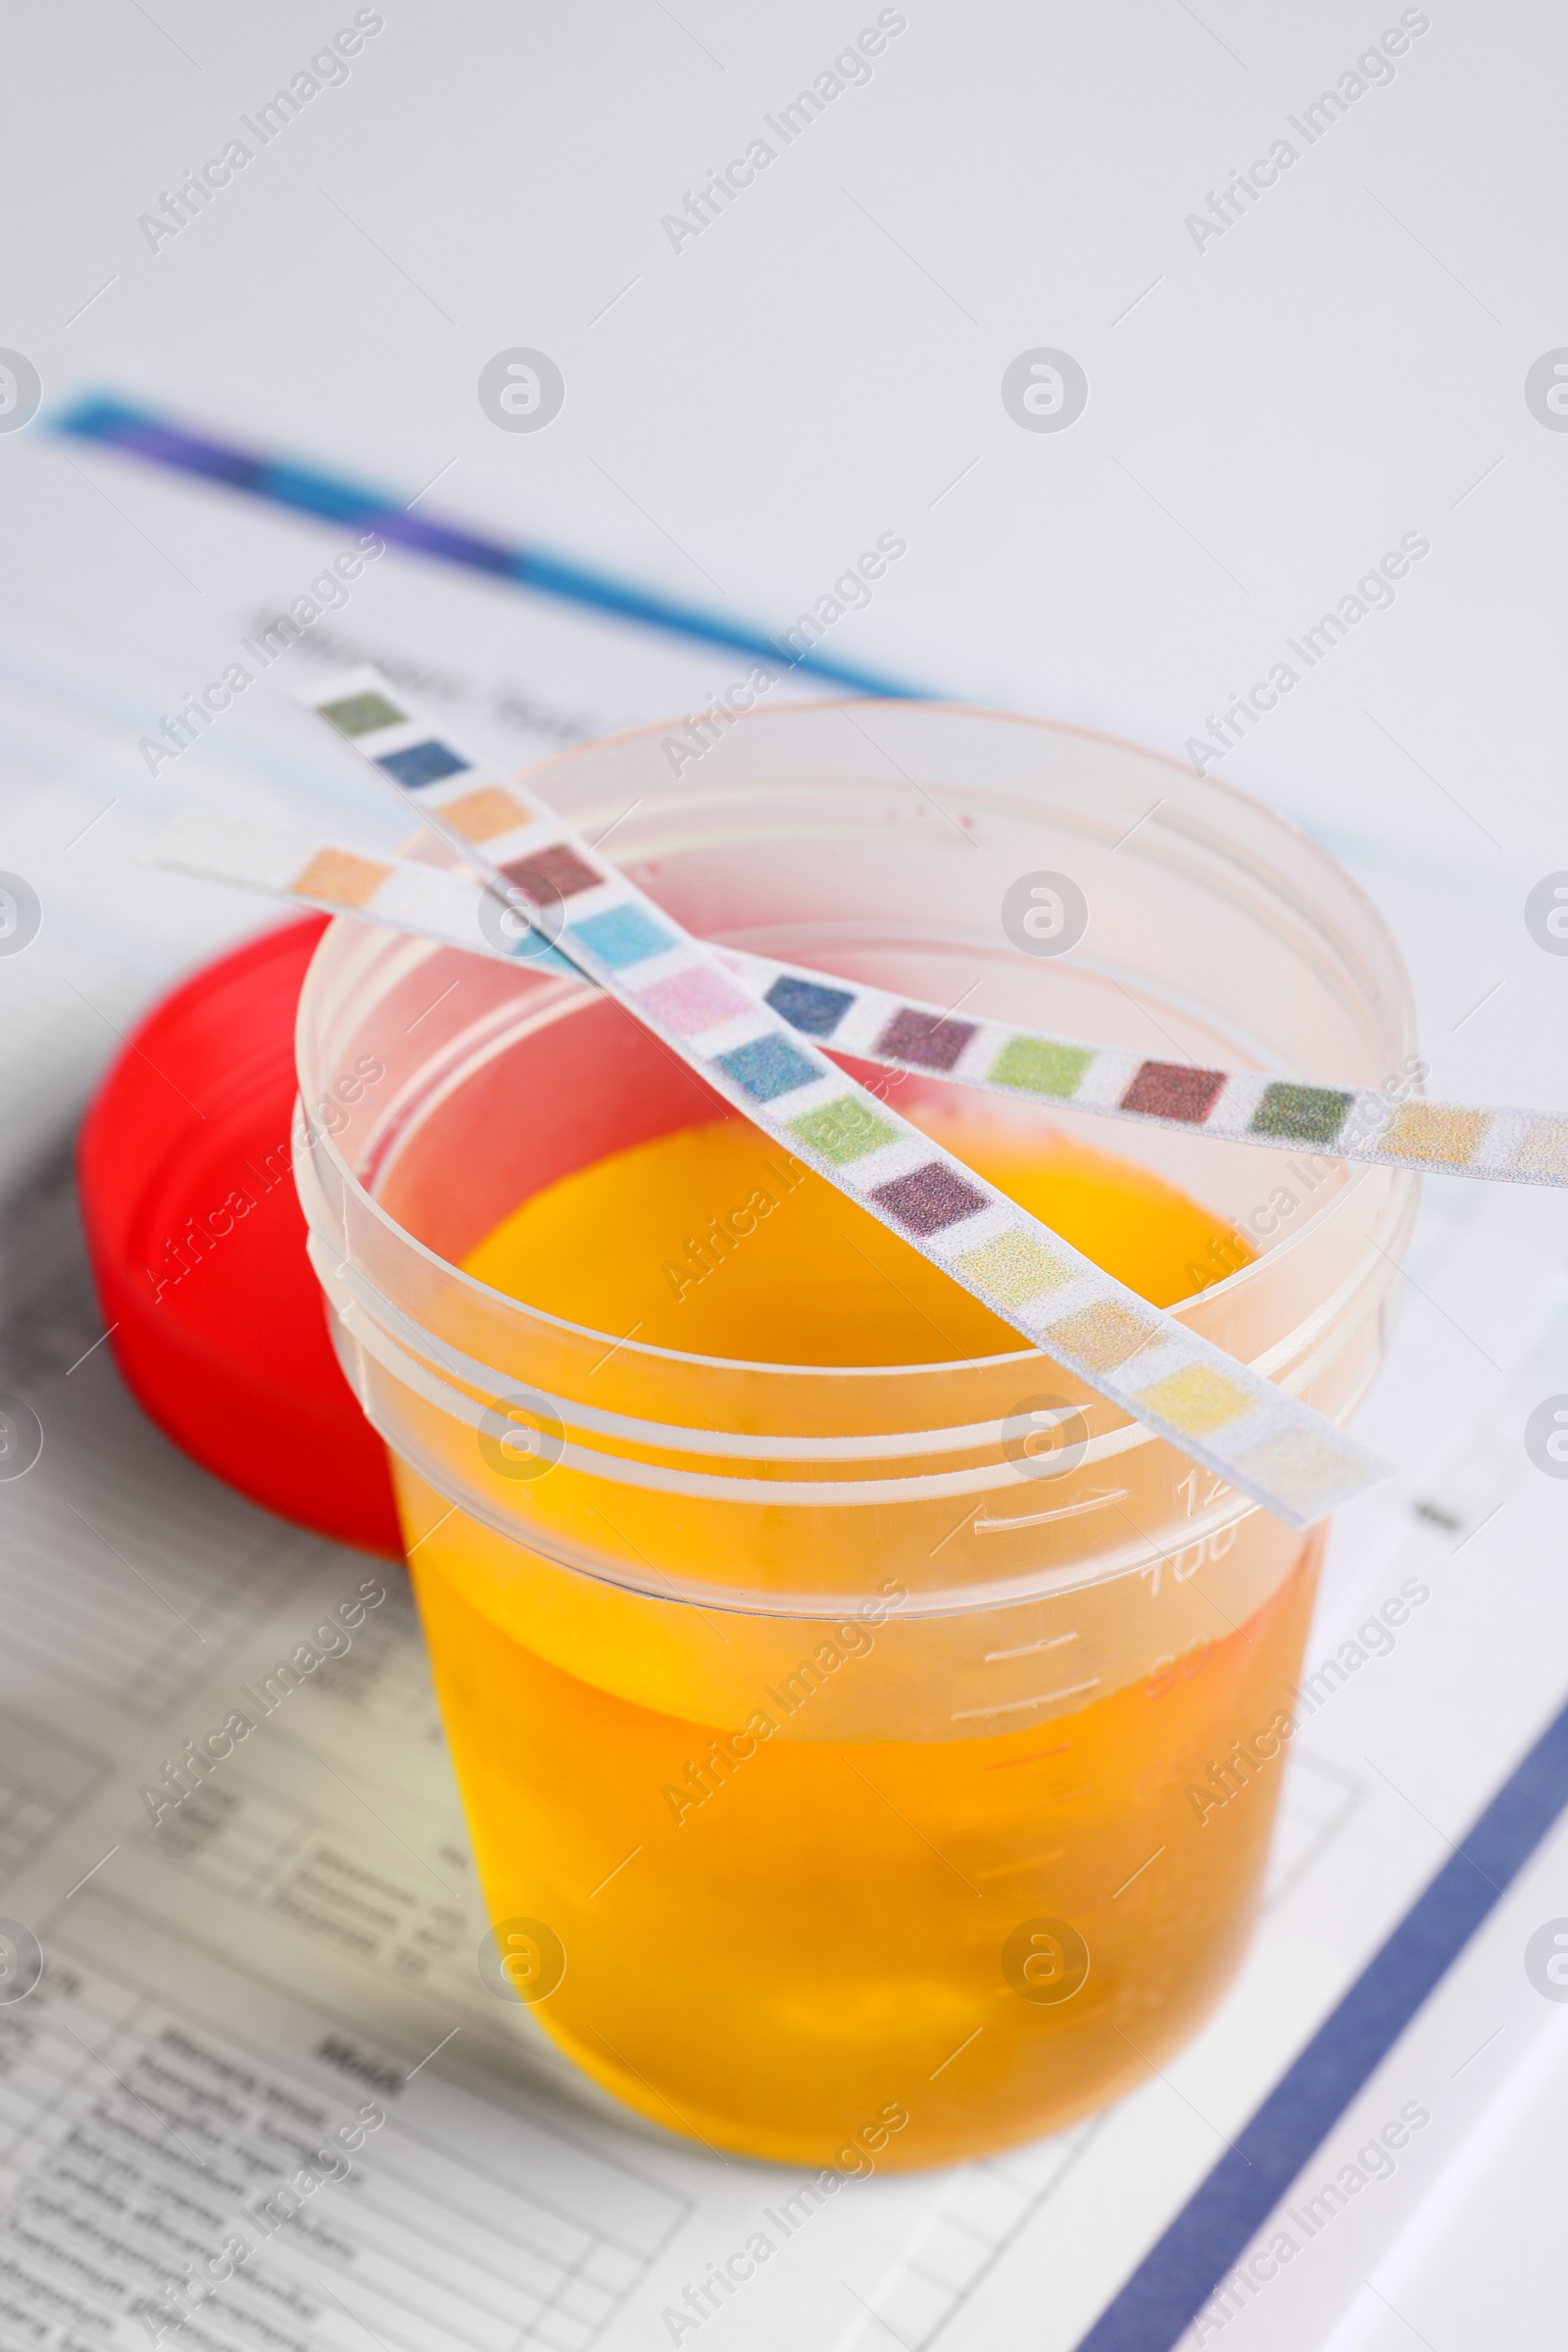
(294, 703, 1417, 2171)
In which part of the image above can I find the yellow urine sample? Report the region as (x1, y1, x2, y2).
(400, 1114, 1318, 2169)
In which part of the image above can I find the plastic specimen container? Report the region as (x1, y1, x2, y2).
(293, 704, 1417, 2168)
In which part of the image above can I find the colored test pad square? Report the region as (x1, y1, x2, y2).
(988, 1037, 1094, 1098)
(376, 739, 472, 790)
(1046, 1298, 1159, 1374)
(1250, 1082, 1352, 1148)
(443, 787, 528, 844)
(502, 844, 603, 903)
(765, 974, 855, 1038)
(870, 1161, 988, 1237)
(1513, 1117, 1568, 1182)
(715, 1034, 820, 1102)
(874, 1004, 976, 1072)
(567, 905, 675, 969)
(637, 966, 754, 1038)
(956, 1230, 1071, 1307)
(1120, 1061, 1228, 1124)
(1234, 1426, 1360, 1516)
(291, 848, 392, 909)
(1381, 1102, 1490, 1166)
(789, 1097, 900, 1165)
(319, 689, 404, 737)
(1139, 1363, 1251, 1436)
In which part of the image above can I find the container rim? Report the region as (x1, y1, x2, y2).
(298, 698, 1420, 1392)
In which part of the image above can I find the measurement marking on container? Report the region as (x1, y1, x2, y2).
(1112, 1845, 1166, 1900)
(588, 1844, 643, 1899)
(984, 1631, 1079, 1665)
(983, 1743, 1072, 1773)
(929, 2026, 984, 2081)
(1141, 1520, 1243, 1596)
(951, 1678, 1101, 1723)
(974, 1488, 1129, 1535)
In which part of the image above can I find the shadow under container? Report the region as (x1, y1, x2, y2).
(294, 704, 1418, 2172)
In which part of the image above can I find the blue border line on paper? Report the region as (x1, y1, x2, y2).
(52, 395, 928, 702)
(1073, 1687, 1568, 2350)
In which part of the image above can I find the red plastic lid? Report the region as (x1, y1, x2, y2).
(77, 917, 403, 1558)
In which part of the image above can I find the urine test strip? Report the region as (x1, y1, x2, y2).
(728, 954, 1568, 1190)
(271, 667, 1387, 1529)
(148, 812, 1568, 1195)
